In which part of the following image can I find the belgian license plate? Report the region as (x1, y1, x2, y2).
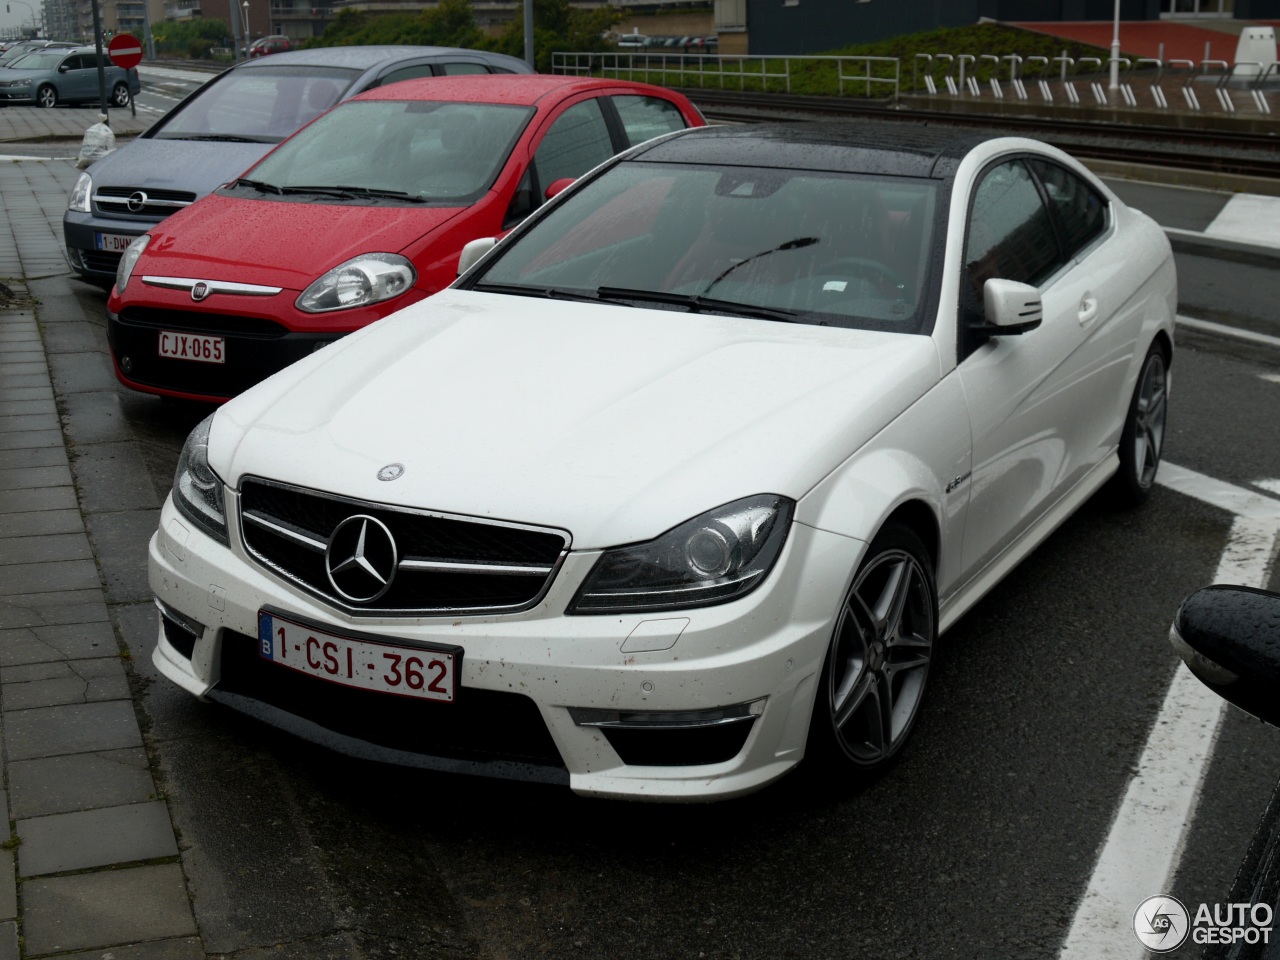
(257, 609, 460, 704)
(159, 330, 225, 363)
(95, 232, 136, 252)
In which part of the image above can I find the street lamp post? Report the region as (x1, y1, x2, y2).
(1109, 0, 1121, 90)
(6, 0, 36, 36)
(241, 0, 250, 47)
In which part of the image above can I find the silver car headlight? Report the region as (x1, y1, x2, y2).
(295, 253, 416, 313)
(116, 233, 150, 293)
(68, 172, 92, 212)
(173, 414, 228, 545)
(569, 495, 794, 614)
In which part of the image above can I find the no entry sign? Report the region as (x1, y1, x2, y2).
(108, 34, 143, 70)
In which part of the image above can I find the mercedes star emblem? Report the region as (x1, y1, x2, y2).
(377, 463, 404, 482)
(325, 515, 398, 603)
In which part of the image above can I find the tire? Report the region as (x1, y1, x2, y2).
(36, 84, 57, 109)
(1111, 343, 1169, 506)
(808, 522, 937, 778)
(111, 82, 130, 107)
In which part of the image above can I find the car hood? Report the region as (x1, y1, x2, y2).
(211, 290, 941, 548)
(87, 137, 276, 205)
(143, 194, 468, 289)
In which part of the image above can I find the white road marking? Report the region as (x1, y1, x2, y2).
(1058, 462, 1280, 960)
(1203, 194, 1280, 250)
(1256, 478, 1280, 496)
(1177, 314, 1280, 351)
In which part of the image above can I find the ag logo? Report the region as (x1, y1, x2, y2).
(1134, 895, 1190, 952)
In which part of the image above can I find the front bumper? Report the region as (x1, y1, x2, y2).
(150, 491, 865, 801)
(64, 211, 153, 285)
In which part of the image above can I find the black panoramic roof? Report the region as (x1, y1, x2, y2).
(636, 122, 1000, 180)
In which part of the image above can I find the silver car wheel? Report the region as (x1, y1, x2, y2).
(1131, 350, 1167, 490)
(823, 529, 935, 768)
(111, 82, 129, 107)
(36, 84, 57, 108)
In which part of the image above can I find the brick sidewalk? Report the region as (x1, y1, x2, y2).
(0, 156, 204, 958)
(0, 106, 150, 144)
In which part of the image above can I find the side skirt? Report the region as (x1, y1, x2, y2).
(938, 452, 1120, 634)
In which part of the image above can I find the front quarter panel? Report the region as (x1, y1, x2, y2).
(795, 363, 971, 603)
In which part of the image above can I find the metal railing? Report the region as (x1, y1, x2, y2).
(554, 50, 1277, 116)
(552, 51, 899, 99)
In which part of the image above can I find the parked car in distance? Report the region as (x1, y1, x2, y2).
(107, 74, 705, 402)
(146, 122, 1175, 801)
(248, 35, 292, 58)
(64, 45, 532, 287)
(1170, 584, 1280, 960)
(0, 38, 78, 67)
(0, 45, 139, 107)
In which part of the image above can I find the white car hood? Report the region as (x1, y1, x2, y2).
(214, 290, 940, 548)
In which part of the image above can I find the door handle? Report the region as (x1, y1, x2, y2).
(1078, 295, 1099, 326)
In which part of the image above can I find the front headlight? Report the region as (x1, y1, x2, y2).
(569, 495, 794, 614)
(173, 414, 228, 544)
(295, 253, 416, 313)
(116, 233, 150, 293)
(68, 172, 92, 212)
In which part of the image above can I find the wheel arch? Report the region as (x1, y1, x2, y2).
(879, 499, 940, 576)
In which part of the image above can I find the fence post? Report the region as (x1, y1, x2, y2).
(980, 54, 1003, 98)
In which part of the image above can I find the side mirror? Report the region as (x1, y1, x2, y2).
(1170, 585, 1280, 728)
(544, 177, 575, 201)
(58, 63, 71, 72)
(456, 237, 497, 278)
(975, 278, 1043, 337)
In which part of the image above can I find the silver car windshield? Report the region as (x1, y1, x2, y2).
(6, 51, 66, 69)
(246, 100, 534, 204)
(153, 65, 359, 142)
(473, 161, 941, 334)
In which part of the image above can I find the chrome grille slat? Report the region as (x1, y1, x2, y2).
(238, 477, 570, 616)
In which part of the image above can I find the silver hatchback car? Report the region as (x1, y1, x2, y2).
(63, 44, 532, 286)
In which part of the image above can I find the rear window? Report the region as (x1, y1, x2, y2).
(152, 65, 360, 142)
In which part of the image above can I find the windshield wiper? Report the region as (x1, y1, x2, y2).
(230, 177, 282, 194)
(470, 282, 602, 304)
(319, 186, 428, 203)
(595, 286, 802, 324)
(172, 134, 269, 143)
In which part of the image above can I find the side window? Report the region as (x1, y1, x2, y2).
(532, 98, 614, 193)
(965, 159, 1064, 299)
(441, 62, 490, 75)
(612, 95, 687, 146)
(378, 63, 436, 87)
(61, 54, 85, 70)
(1028, 158, 1108, 258)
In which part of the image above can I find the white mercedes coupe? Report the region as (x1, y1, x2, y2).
(150, 122, 1175, 801)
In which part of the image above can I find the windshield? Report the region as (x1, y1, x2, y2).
(243, 100, 534, 204)
(153, 65, 359, 142)
(6, 51, 66, 70)
(470, 161, 941, 333)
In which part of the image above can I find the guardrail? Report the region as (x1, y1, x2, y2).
(553, 50, 1276, 116)
(552, 52, 899, 98)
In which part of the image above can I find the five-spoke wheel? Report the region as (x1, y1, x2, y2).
(111, 82, 130, 107)
(36, 84, 57, 109)
(811, 523, 937, 774)
(1113, 343, 1168, 505)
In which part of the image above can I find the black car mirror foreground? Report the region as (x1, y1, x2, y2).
(1170, 584, 1280, 728)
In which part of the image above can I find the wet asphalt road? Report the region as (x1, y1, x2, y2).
(48, 235, 1278, 958)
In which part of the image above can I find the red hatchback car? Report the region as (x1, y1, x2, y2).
(107, 74, 704, 401)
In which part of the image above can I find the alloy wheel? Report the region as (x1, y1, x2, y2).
(1132, 351, 1167, 490)
(826, 543, 934, 766)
